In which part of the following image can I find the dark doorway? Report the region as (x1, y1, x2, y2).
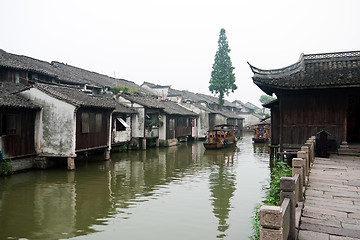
(347, 95, 360, 143)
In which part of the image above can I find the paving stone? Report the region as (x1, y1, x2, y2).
(306, 196, 354, 205)
(330, 235, 360, 240)
(301, 216, 341, 228)
(342, 222, 360, 231)
(348, 213, 360, 219)
(305, 199, 360, 212)
(300, 221, 360, 238)
(298, 230, 329, 240)
(299, 156, 360, 239)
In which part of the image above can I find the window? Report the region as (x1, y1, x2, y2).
(14, 71, 19, 83)
(81, 113, 89, 133)
(95, 113, 102, 132)
(116, 117, 129, 131)
(1, 115, 17, 135)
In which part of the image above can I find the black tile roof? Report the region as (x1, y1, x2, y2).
(35, 83, 117, 109)
(249, 51, 360, 95)
(0, 82, 40, 109)
(51, 62, 151, 93)
(0, 49, 153, 95)
(121, 93, 198, 116)
(0, 49, 57, 78)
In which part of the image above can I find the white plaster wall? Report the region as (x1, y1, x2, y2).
(20, 88, 76, 156)
(239, 113, 262, 127)
(215, 114, 227, 126)
(113, 130, 131, 143)
(116, 96, 144, 138)
(159, 114, 166, 141)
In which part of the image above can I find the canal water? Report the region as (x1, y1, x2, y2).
(0, 132, 270, 240)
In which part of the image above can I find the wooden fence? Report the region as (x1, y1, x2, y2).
(260, 136, 316, 240)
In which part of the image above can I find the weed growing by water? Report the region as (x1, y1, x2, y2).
(0, 155, 14, 176)
(249, 158, 292, 240)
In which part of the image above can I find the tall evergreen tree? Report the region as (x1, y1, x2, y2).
(209, 28, 237, 105)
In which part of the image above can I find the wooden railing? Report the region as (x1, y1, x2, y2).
(260, 136, 316, 240)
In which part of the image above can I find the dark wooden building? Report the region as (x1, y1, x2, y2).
(0, 83, 40, 158)
(249, 51, 360, 152)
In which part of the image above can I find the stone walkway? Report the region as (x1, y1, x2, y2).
(298, 156, 360, 240)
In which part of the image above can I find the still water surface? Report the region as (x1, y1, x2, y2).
(0, 133, 270, 240)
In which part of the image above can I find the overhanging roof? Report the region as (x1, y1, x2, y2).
(249, 51, 360, 95)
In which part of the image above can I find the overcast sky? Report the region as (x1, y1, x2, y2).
(1, 0, 359, 106)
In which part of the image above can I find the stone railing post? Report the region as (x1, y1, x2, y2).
(280, 176, 297, 240)
(297, 150, 308, 178)
(292, 158, 304, 202)
(300, 146, 309, 176)
(305, 140, 314, 163)
(260, 205, 283, 239)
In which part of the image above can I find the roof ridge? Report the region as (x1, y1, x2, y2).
(304, 50, 360, 60)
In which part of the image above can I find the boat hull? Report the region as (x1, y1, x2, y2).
(203, 141, 237, 150)
(252, 138, 269, 143)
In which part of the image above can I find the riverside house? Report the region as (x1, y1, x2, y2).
(249, 51, 360, 154)
(19, 83, 118, 170)
(116, 93, 198, 148)
(0, 83, 40, 171)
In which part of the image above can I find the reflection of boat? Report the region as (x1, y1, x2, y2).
(203, 125, 239, 149)
(252, 119, 271, 143)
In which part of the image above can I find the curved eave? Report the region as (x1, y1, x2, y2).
(248, 54, 304, 78)
(254, 78, 360, 94)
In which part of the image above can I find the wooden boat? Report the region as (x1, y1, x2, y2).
(252, 123, 271, 143)
(203, 124, 239, 149)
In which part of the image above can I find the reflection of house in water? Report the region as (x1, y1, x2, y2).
(253, 142, 271, 154)
(209, 164, 237, 239)
(204, 148, 237, 164)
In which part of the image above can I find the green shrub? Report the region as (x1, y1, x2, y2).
(249, 158, 292, 239)
(118, 143, 128, 152)
(0, 156, 14, 176)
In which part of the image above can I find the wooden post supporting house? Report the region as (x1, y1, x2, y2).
(156, 138, 160, 147)
(142, 138, 147, 150)
(105, 149, 111, 160)
(67, 157, 75, 171)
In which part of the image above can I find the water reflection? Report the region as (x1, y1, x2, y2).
(0, 134, 269, 240)
(253, 142, 270, 154)
(206, 149, 238, 238)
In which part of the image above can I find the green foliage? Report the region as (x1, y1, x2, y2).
(259, 94, 276, 105)
(130, 88, 138, 94)
(131, 142, 139, 150)
(263, 160, 292, 206)
(249, 204, 261, 240)
(110, 86, 137, 95)
(209, 28, 237, 105)
(249, 158, 292, 239)
(118, 143, 128, 152)
(0, 156, 14, 176)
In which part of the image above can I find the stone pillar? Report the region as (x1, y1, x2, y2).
(297, 150, 308, 177)
(305, 140, 314, 163)
(105, 149, 111, 160)
(156, 138, 160, 148)
(260, 205, 283, 240)
(292, 158, 304, 202)
(300, 146, 310, 175)
(142, 138, 147, 150)
(67, 157, 75, 171)
(280, 177, 296, 240)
